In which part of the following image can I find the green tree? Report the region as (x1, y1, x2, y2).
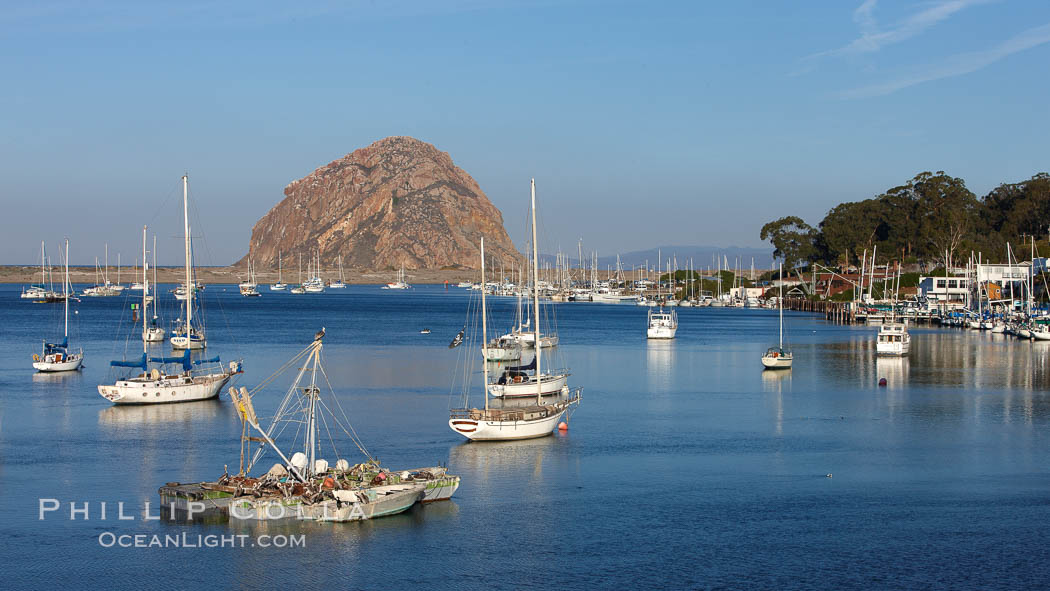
(759, 216, 816, 278)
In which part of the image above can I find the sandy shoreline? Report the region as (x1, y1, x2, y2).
(0, 265, 492, 286)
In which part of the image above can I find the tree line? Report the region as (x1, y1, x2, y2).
(760, 171, 1050, 277)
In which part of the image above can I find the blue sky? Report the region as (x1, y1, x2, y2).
(2, 0, 1048, 265)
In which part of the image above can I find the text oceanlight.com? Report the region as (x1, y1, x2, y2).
(97, 532, 305, 548)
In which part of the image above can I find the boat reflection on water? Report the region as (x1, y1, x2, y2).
(761, 366, 790, 436)
(449, 429, 565, 492)
(646, 339, 675, 393)
(875, 355, 909, 390)
(97, 398, 228, 426)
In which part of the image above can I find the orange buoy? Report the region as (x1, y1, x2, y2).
(558, 421, 568, 431)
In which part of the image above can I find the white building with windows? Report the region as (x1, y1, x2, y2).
(918, 276, 970, 309)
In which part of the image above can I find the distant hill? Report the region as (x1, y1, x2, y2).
(543, 245, 774, 272)
(242, 136, 522, 270)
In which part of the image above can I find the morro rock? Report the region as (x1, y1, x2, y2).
(243, 136, 521, 270)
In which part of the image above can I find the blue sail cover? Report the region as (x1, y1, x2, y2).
(44, 337, 69, 354)
(150, 350, 193, 371)
(110, 353, 147, 369)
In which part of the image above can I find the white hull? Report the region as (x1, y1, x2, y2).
(270, 283, 287, 291)
(1032, 329, 1050, 341)
(383, 283, 409, 290)
(761, 355, 792, 369)
(33, 355, 83, 372)
(143, 327, 166, 342)
(647, 325, 677, 339)
(876, 342, 910, 356)
(488, 373, 568, 398)
(591, 292, 638, 303)
(449, 407, 567, 441)
(483, 346, 521, 362)
(97, 371, 232, 405)
(171, 336, 206, 350)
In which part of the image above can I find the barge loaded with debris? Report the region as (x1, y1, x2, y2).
(159, 330, 459, 521)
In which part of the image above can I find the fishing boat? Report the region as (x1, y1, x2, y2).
(270, 251, 287, 291)
(761, 263, 792, 369)
(99, 224, 241, 404)
(646, 255, 678, 339)
(160, 330, 458, 521)
(143, 235, 166, 343)
(239, 258, 261, 297)
(329, 255, 347, 288)
(449, 182, 581, 441)
(876, 323, 911, 356)
(32, 239, 84, 372)
(383, 265, 410, 289)
(170, 176, 207, 350)
(876, 263, 910, 356)
(646, 308, 678, 339)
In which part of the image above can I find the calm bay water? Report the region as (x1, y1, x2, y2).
(2, 284, 1050, 589)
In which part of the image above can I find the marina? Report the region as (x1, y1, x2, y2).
(6, 1, 1050, 587)
(6, 280, 1050, 587)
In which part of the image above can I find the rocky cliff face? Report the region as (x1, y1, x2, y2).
(243, 136, 521, 270)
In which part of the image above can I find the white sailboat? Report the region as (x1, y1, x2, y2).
(239, 258, 261, 297)
(761, 263, 792, 369)
(383, 264, 410, 289)
(449, 182, 581, 441)
(329, 255, 347, 288)
(170, 176, 207, 350)
(99, 222, 241, 404)
(143, 235, 165, 342)
(32, 239, 84, 372)
(290, 252, 306, 294)
(303, 251, 325, 293)
(270, 251, 288, 291)
(22, 242, 62, 302)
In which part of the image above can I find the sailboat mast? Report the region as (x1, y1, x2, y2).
(152, 235, 158, 319)
(778, 262, 783, 348)
(183, 175, 192, 334)
(481, 237, 490, 412)
(142, 226, 148, 353)
(531, 179, 542, 405)
(40, 241, 45, 287)
(64, 239, 69, 339)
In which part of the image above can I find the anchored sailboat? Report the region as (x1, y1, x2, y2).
(329, 255, 347, 288)
(32, 239, 83, 372)
(99, 223, 241, 404)
(449, 180, 581, 441)
(270, 251, 288, 291)
(761, 263, 792, 369)
(143, 235, 166, 342)
(170, 176, 207, 350)
(239, 258, 261, 297)
(383, 264, 410, 289)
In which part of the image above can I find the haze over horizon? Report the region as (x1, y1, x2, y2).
(3, 0, 1048, 266)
